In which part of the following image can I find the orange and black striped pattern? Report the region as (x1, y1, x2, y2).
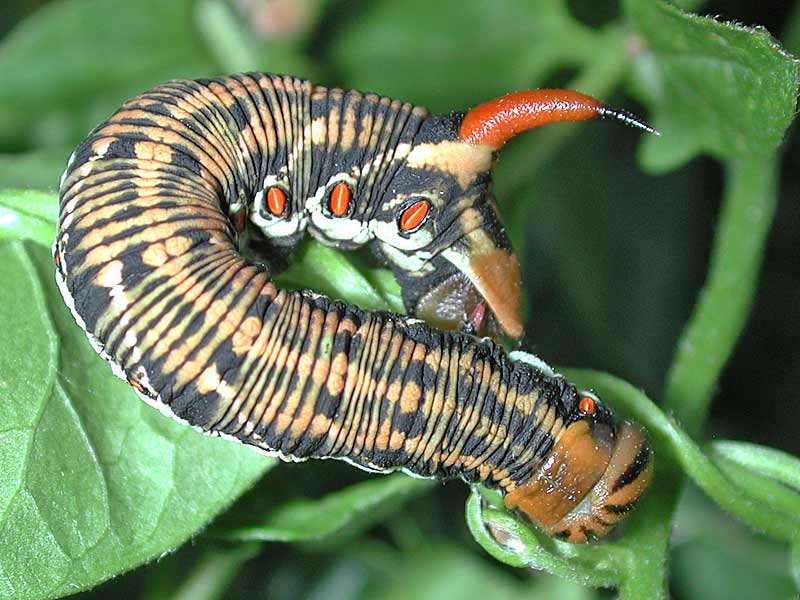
(54, 73, 651, 542)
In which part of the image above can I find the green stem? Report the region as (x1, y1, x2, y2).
(195, 0, 261, 72)
(711, 441, 800, 491)
(663, 155, 778, 434)
(159, 543, 261, 600)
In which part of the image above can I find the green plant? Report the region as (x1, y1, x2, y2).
(0, 1, 799, 599)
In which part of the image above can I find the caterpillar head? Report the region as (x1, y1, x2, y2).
(504, 390, 653, 542)
(372, 90, 655, 340)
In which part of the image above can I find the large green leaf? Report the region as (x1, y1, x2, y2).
(0, 231, 272, 598)
(0, 190, 57, 246)
(0, 239, 272, 599)
(624, 0, 800, 171)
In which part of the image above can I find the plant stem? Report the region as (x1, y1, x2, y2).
(662, 154, 778, 434)
(165, 543, 261, 600)
(196, 0, 261, 72)
(628, 154, 779, 597)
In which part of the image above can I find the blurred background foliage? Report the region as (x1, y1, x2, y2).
(0, 0, 799, 599)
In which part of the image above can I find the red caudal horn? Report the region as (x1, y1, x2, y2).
(459, 89, 658, 149)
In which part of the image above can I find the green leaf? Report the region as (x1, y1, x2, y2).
(0, 240, 272, 600)
(624, 0, 800, 171)
(196, 0, 320, 79)
(217, 474, 432, 543)
(277, 239, 401, 312)
(709, 441, 800, 522)
(0, 0, 218, 149)
(0, 190, 57, 246)
(195, 0, 262, 73)
(328, 0, 598, 111)
(363, 268, 405, 314)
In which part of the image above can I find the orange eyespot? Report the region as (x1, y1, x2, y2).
(330, 182, 351, 217)
(398, 199, 431, 232)
(266, 187, 286, 216)
(128, 378, 145, 394)
(578, 396, 596, 416)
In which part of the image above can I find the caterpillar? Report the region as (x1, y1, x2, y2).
(53, 73, 653, 543)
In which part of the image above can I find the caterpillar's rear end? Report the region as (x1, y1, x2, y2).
(54, 72, 653, 543)
(505, 415, 652, 542)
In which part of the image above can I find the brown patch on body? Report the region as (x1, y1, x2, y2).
(400, 381, 421, 413)
(405, 141, 492, 190)
(310, 414, 332, 436)
(504, 420, 612, 530)
(326, 351, 348, 397)
(142, 243, 168, 267)
(134, 140, 174, 163)
(165, 236, 193, 256)
(311, 117, 327, 146)
(389, 429, 406, 450)
(232, 316, 262, 355)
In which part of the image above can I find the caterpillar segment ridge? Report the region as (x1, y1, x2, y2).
(54, 73, 654, 542)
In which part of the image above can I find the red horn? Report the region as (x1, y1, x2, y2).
(459, 89, 657, 149)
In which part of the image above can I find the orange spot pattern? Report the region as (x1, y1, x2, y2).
(399, 199, 430, 232)
(266, 187, 286, 216)
(578, 396, 596, 416)
(329, 182, 351, 217)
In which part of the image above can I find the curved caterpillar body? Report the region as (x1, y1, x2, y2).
(54, 73, 652, 542)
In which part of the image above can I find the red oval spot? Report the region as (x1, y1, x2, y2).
(330, 182, 351, 217)
(578, 396, 596, 416)
(399, 199, 430, 232)
(266, 187, 286, 216)
(128, 378, 145, 394)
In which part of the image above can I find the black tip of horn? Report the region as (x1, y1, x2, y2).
(597, 106, 660, 136)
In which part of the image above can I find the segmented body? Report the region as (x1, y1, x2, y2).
(54, 73, 652, 541)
